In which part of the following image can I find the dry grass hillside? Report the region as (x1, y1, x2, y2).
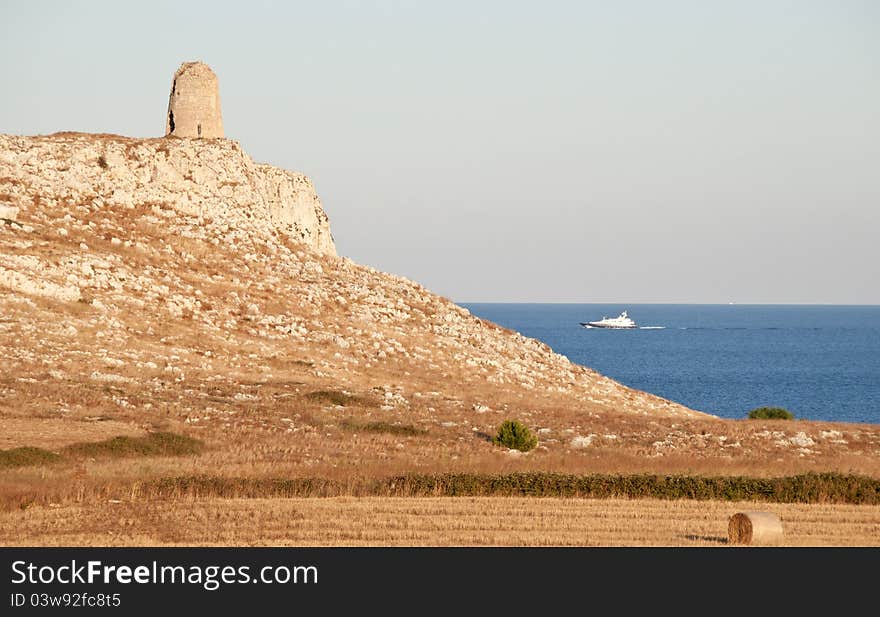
(2, 133, 880, 542)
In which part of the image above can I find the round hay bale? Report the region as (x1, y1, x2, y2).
(728, 511, 784, 545)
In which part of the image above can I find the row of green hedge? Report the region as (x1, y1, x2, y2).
(380, 472, 879, 503)
(138, 472, 880, 505)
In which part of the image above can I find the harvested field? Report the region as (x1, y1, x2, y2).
(1, 496, 877, 546)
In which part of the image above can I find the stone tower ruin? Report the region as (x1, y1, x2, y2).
(165, 61, 224, 138)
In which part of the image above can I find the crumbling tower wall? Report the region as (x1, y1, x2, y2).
(165, 62, 224, 138)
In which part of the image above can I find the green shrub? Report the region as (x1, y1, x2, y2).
(493, 419, 538, 452)
(62, 432, 204, 458)
(304, 390, 370, 407)
(0, 433, 203, 471)
(747, 406, 794, 420)
(0, 447, 61, 469)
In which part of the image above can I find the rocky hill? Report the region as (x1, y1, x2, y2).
(0, 133, 334, 256)
(2, 133, 878, 482)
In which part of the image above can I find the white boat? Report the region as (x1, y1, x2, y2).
(580, 310, 637, 329)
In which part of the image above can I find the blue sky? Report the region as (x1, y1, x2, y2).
(2, 1, 878, 302)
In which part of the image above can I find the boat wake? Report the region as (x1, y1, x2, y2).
(677, 326, 796, 331)
(639, 326, 665, 330)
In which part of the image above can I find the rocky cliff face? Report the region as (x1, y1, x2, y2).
(0, 133, 335, 255)
(0, 134, 702, 423)
(0, 141, 700, 408)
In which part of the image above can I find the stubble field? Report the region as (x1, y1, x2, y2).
(2, 496, 878, 546)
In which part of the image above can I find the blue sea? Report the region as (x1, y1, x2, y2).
(460, 304, 880, 424)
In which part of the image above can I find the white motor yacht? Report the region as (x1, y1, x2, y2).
(580, 310, 637, 329)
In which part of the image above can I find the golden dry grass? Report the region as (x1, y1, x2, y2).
(0, 417, 145, 449)
(1, 496, 877, 547)
(3, 372, 879, 487)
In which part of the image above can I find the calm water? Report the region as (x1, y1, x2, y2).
(460, 304, 880, 424)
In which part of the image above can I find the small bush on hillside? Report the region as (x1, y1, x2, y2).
(340, 419, 427, 436)
(0, 447, 61, 469)
(304, 390, 370, 407)
(63, 432, 204, 458)
(748, 406, 794, 420)
(493, 420, 538, 452)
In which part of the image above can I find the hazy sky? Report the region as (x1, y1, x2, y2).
(2, 1, 878, 303)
